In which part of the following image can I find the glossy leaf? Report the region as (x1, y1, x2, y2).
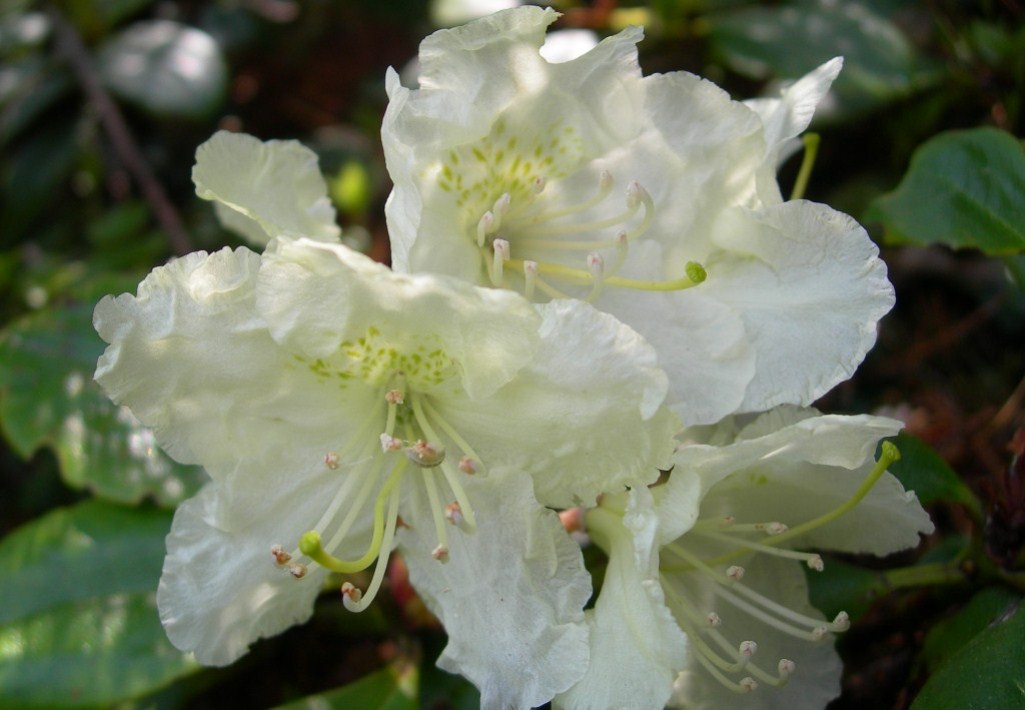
(884, 434, 981, 516)
(912, 597, 1025, 709)
(869, 128, 1025, 254)
(0, 299, 205, 506)
(921, 587, 1022, 674)
(0, 500, 197, 707)
(708, 0, 930, 117)
(275, 663, 418, 710)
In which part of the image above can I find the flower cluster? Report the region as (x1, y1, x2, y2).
(94, 6, 932, 709)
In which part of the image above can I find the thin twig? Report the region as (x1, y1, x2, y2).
(47, 6, 193, 256)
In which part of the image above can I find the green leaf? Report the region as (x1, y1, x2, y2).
(0, 297, 205, 506)
(708, 0, 933, 117)
(275, 664, 418, 710)
(884, 434, 981, 516)
(868, 128, 1025, 254)
(805, 556, 883, 622)
(0, 500, 198, 707)
(912, 598, 1025, 710)
(921, 587, 1022, 674)
(96, 20, 227, 119)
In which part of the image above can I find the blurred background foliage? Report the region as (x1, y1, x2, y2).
(1, 0, 1024, 707)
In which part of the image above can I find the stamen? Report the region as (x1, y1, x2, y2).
(527, 169, 613, 223)
(477, 211, 495, 247)
(458, 456, 480, 475)
(504, 257, 707, 292)
(288, 563, 307, 579)
(523, 260, 538, 300)
(432, 544, 450, 562)
(445, 501, 465, 527)
(739, 678, 758, 693)
(490, 238, 510, 286)
(271, 544, 292, 566)
(532, 176, 547, 194)
(693, 529, 828, 569)
(492, 193, 511, 221)
(726, 565, 745, 582)
(778, 659, 796, 681)
(380, 433, 403, 452)
(405, 440, 445, 467)
(412, 394, 478, 533)
(423, 467, 451, 555)
(587, 252, 604, 300)
(739, 641, 758, 659)
(420, 398, 488, 475)
(385, 389, 404, 405)
(707, 612, 722, 627)
(341, 581, 362, 609)
(323, 452, 340, 470)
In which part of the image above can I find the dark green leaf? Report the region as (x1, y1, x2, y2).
(884, 434, 981, 516)
(97, 20, 227, 119)
(868, 128, 1025, 254)
(0, 298, 205, 506)
(708, 0, 934, 117)
(912, 598, 1025, 710)
(275, 664, 418, 710)
(0, 500, 197, 707)
(805, 556, 882, 622)
(921, 587, 1022, 674)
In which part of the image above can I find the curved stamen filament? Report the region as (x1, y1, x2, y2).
(692, 529, 825, 569)
(421, 398, 487, 471)
(701, 442, 902, 568)
(519, 194, 640, 238)
(300, 456, 407, 574)
(412, 393, 478, 532)
(525, 169, 613, 223)
(343, 484, 401, 612)
(665, 543, 843, 641)
(505, 258, 706, 292)
(519, 182, 654, 251)
(664, 573, 795, 690)
(421, 460, 451, 557)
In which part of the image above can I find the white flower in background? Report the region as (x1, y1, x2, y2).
(192, 130, 341, 247)
(382, 6, 894, 425)
(93, 234, 677, 706)
(557, 407, 934, 709)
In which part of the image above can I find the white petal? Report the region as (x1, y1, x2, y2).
(431, 299, 677, 508)
(598, 241, 756, 426)
(193, 131, 340, 246)
(257, 237, 540, 399)
(157, 482, 329, 666)
(665, 554, 842, 710)
(703, 202, 894, 413)
(744, 58, 843, 205)
(557, 487, 688, 709)
(399, 468, 591, 709)
(672, 411, 934, 555)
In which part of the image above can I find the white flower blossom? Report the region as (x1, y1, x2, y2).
(382, 7, 894, 425)
(193, 130, 341, 247)
(556, 406, 934, 709)
(93, 235, 677, 707)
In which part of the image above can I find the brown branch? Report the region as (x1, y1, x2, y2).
(47, 6, 193, 256)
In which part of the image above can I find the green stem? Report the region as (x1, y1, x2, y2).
(790, 133, 820, 201)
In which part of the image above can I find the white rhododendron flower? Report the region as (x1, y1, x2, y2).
(557, 407, 934, 709)
(192, 131, 341, 247)
(93, 236, 677, 706)
(382, 6, 894, 425)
